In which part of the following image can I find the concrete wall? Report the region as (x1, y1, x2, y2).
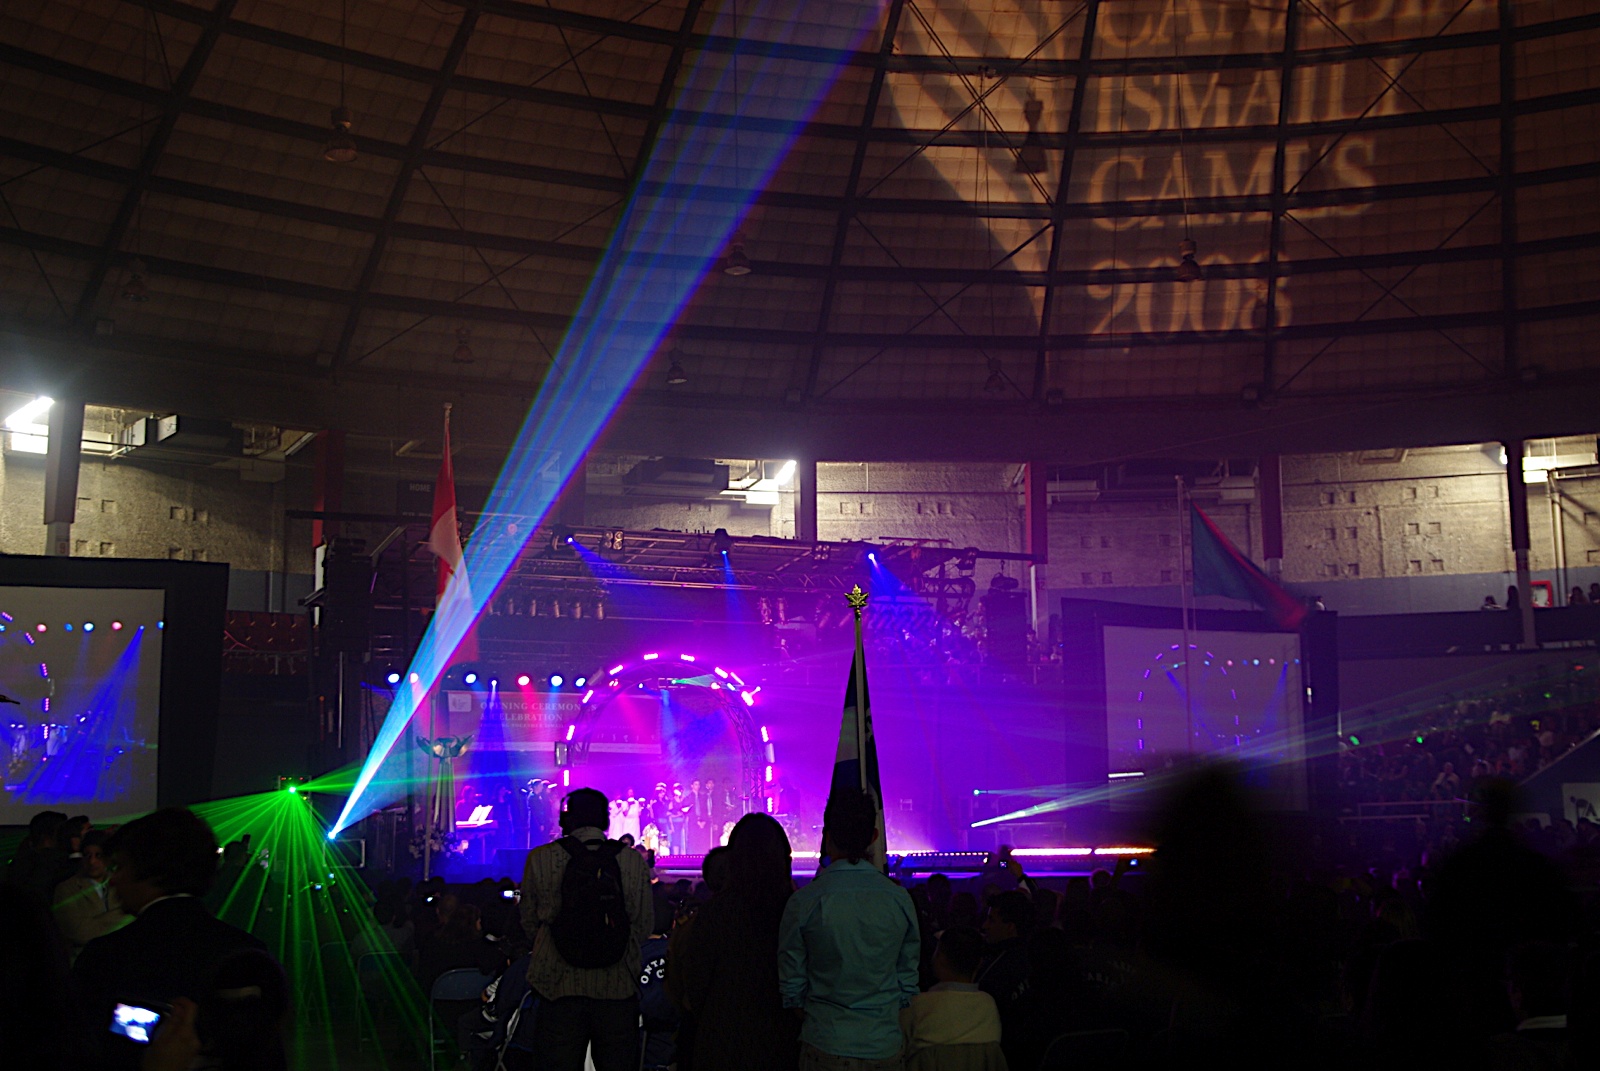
(4, 436, 1596, 619)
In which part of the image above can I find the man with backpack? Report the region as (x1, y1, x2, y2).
(520, 787, 655, 1071)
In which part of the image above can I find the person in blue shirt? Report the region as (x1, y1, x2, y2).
(778, 788, 920, 1071)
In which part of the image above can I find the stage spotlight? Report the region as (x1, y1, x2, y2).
(63, 623, 73, 632)
(83, 622, 94, 632)
(157, 621, 163, 629)
(550, 674, 565, 688)
(575, 677, 587, 688)
(35, 623, 46, 632)
(517, 674, 531, 687)
(111, 621, 123, 630)
(410, 672, 420, 684)
(489, 678, 498, 688)
(464, 672, 478, 685)
(386, 672, 401, 685)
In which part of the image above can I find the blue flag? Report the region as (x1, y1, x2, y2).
(829, 629, 886, 870)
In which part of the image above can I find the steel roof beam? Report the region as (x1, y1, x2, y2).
(69, 0, 240, 328)
(331, 5, 482, 368)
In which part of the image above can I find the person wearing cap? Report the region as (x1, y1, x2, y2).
(520, 787, 654, 1071)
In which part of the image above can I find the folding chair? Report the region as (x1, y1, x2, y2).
(430, 968, 496, 1071)
(353, 951, 409, 1048)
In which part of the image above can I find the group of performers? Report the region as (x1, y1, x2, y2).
(502, 775, 740, 855)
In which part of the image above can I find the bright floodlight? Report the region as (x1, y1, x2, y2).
(575, 677, 587, 688)
(550, 674, 565, 688)
(775, 460, 797, 485)
(385, 672, 401, 685)
(517, 674, 531, 687)
(464, 672, 478, 685)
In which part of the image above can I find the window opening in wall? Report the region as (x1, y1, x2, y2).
(1324, 527, 1337, 540)
(1101, 571, 1113, 584)
(1431, 559, 1445, 572)
(100, 542, 115, 556)
(1407, 522, 1420, 535)
(1427, 521, 1441, 535)
(1346, 527, 1358, 540)
(1081, 572, 1093, 585)
(1325, 564, 1340, 577)
(1408, 560, 1422, 574)
(1346, 563, 1360, 577)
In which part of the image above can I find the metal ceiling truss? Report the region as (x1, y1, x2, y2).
(1, 1, 1596, 410)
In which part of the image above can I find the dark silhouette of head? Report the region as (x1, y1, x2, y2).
(723, 813, 793, 926)
(106, 808, 220, 910)
(823, 789, 877, 864)
(560, 788, 609, 834)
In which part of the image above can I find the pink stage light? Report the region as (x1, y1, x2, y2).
(111, 621, 123, 630)
(609, 665, 624, 676)
(562, 769, 570, 787)
(35, 623, 46, 632)
(764, 765, 773, 782)
(517, 675, 531, 687)
(760, 725, 769, 743)
(679, 653, 696, 662)
(642, 653, 659, 661)
(713, 667, 729, 679)
(565, 724, 576, 742)
(740, 691, 755, 706)
(581, 690, 594, 703)
(410, 672, 420, 684)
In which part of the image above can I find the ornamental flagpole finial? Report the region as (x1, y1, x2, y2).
(846, 585, 869, 619)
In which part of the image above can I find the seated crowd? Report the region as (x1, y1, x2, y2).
(1338, 664, 1600, 806)
(5, 768, 1599, 1071)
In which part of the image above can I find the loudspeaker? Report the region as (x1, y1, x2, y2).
(319, 539, 372, 656)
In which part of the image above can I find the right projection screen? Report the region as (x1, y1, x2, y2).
(1102, 625, 1308, 810)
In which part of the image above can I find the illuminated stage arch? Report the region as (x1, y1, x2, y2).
(563, 652, 773, 813)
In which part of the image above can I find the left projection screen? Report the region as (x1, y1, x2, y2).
(0, 586, 165, 820)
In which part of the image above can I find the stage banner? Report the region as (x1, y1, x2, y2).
(440, 690, 663, 754)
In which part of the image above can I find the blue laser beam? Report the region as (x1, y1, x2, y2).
(333, 1, 886, 833)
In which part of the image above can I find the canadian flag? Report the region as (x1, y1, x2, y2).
(429, 404, 477, 659)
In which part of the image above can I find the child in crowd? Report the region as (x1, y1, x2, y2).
(901, 926, 1006, 1071)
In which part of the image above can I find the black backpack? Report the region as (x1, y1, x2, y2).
(549, 836, 630, 969)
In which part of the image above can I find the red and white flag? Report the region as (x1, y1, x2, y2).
(429, 404, 469, 601)
(429, 404, 477, 660)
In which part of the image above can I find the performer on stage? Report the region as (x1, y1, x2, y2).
(688, 779, 707, 854)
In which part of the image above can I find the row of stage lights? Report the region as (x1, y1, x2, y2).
(381, 670, 588, 690)
(0, 619, 154, 633)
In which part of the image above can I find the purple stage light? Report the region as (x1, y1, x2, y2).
(517, 675, 531, 687)
(24, 633, 34, 645)
(679, 653, 696, 662)
(642, 653, 659, 661)
(764, 765, 773, 783)
(609, 665, 624, 676)
(0, 612, 10, 621)
(561, 770, 570, 787)
(760, 725, 769, 742)
(39, 663, 48, 677)
(566, 724, 576, 742)
(713, 667, 729, 679)
(581, 690, 594, 703)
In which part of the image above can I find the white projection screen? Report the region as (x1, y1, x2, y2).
(1103, 625, 1307, 810)
(0, 586, 166, 822)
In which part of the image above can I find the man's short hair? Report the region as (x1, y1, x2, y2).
(824, 789, 877, 863)
(937, 925, 987, 977)
(106, 808, 220, 895)
(28, 810, 67, 839)
(560, 788, 609, 834)
(988, 890, 1037, 935)
(80, 829, 110, 853)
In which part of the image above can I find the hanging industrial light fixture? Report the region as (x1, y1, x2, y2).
(451, 326, 475, 363)
(119, 259, 150, 303)
(1016, 95, 1047, 175)
(665, 348, 689, 386)
(322, 0, 357, 163)
(984, 358, 1006, 394)
(721, 231, 752, 276)
(1170, 0, 1202, 284)
(323, 106, 357, 163)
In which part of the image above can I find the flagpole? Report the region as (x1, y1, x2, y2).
(850, 587, 868, 794)
(1176, 476, 1194, 753)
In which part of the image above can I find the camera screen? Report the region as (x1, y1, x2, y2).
(110, 1003, 162, 1044)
